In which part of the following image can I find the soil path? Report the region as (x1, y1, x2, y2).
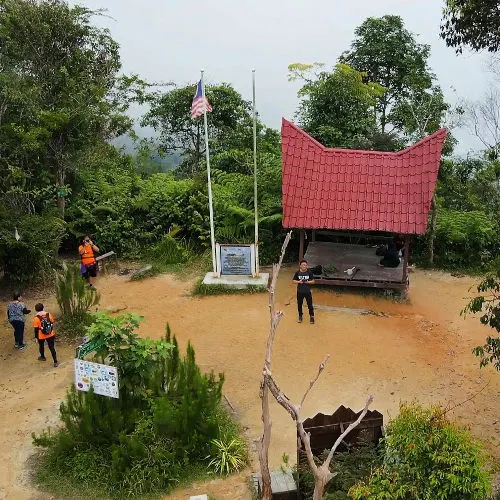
(0, 268, 498, 499)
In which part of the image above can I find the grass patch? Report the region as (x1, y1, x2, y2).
(32, 448, 111, 500)
(33, 447, 216, 500)
(32, 406, 245, 500)
(130, 246, 213, 282)
(191, 277, 267, 296)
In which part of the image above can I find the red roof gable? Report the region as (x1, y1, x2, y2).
(281, 119, 447, 235)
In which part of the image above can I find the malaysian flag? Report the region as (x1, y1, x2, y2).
(191, 80, 212, 119)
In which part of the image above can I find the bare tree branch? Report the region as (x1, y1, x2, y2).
(324, 394, 374, 468)
(466, 88, 500, 150)
(259, 230, 374, 500)
(265, 369, 299, 420)
(298, 354, 330, 412)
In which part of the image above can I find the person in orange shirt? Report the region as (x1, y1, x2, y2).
(33, 303, 58, 367)
(78, 235, 100, 289)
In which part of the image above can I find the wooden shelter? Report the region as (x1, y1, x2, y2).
(297, 405, 384, 463)
(281, 119, 447, 291)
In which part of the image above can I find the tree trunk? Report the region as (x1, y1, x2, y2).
(312, 479, 328, 500)
(380, 102, 387, 133)
(258, 381, 272, 500)
(312, 465, 332, 500)
(57, 166, 65, 219)
(427, 194, 437, 265)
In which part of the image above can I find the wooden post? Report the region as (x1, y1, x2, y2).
(299, 229, 305, 261)
(402, 235, 410, 288)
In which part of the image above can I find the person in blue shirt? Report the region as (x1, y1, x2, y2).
(7, 292, 31, 350)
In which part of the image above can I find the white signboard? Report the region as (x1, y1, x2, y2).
(74, 359, 119, 399)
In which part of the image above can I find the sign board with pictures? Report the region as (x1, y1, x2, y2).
(74, 359, 119, 399)
(216, 243, 256, 276)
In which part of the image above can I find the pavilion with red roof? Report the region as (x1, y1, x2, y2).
(281, 119, 447, 291)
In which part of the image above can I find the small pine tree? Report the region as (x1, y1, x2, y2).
(55, 263, 100, 335)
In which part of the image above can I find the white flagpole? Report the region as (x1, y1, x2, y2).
(252, 69, 259, 277)
(201, 69, 217, 275)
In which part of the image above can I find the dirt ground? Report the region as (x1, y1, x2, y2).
(0, 267, 499, 499)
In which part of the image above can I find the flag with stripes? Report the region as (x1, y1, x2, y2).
(191, 80, 212, 119)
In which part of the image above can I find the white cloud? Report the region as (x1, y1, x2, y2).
(71, 0, 490, 153)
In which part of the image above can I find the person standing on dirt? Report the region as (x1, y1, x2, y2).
(79, 235, 99, 289)
(33, 303, 58, 367)
(292, 259, 315, 324)
(7, 292, 30, 349)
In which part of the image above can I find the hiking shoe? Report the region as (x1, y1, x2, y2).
(53, 362, 59, 368)
(298, 316, 303, 323)
(14, 344, 20, 349)
(18, 343, 28, 350)
(310, 316, 315, 324)
(38, 356, 46, 361)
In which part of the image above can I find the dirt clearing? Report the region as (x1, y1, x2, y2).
(0, 267, 498, 499)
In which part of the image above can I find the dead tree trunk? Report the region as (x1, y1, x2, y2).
(259, 231, 373, 500)
(258, 231, 291, 499)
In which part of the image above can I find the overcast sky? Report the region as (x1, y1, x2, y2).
(71, 0, 491, 154)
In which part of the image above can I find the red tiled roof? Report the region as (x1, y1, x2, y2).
(281, 119, 447, 235)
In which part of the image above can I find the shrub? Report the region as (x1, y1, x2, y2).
(434, 209, 496, 269)
(148, 233, 190, 265)
(207, 436, 247, 475)
(0, 211, 66, 282)
(55, 263, 100, 336)
(464, 268, 500, 370)
(349, 402, 491, 500)
(295, 432, 383, 500)
(33, 315, 243, 497)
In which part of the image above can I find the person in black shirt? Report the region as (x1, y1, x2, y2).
(378, 236, 402, 268)
(292, 259, 315, 324)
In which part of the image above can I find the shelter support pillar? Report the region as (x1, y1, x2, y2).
(299, 229, 305, 261)
(402, 235, 410, 288)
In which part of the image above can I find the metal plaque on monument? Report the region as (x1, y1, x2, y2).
(219, 244, 254, 275)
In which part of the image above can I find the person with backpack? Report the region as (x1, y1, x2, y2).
(78, 235, 100, 289)
(33, 303, 58, 367)
(7, 292, 31, 350)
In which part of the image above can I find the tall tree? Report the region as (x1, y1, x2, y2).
(340, 15, 434, 136)
(441, 0, 500, 53)
(290, 63, 384, 149)
(0, 0, 136, 217)
(467, 88, 500, 153)
(390, 86, 449, 143)
(143, 83, 260, 177)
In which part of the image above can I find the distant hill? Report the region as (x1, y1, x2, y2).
(111, 134, 182, 172)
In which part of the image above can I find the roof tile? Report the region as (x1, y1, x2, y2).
(281, 119, 447, 235)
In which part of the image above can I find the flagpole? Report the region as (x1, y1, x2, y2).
(252, 69, 259, 277)
(201, 69, 217, 275)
